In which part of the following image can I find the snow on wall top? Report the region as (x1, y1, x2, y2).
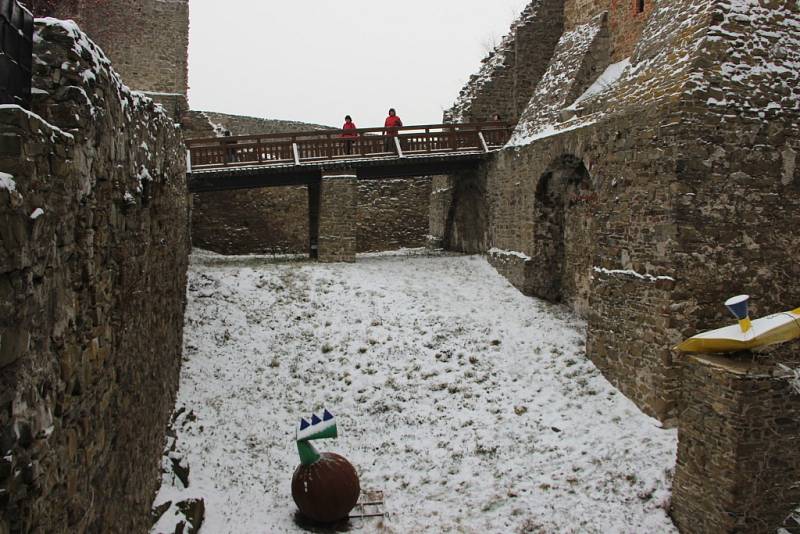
(546, 0, 711, 127)
(562, 0, 798, 127)
(34, 18, 171, 126)
(685, 0, 800, 117)
(445, 0, 544, 123)
(29, 18, 184, 200)
(509, 12, 607, 146)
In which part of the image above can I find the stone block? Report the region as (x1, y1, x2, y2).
(0, 328, 30, 369)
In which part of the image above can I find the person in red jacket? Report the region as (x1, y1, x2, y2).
(383, 108, 403, 152)
(341, 115, 357, 154)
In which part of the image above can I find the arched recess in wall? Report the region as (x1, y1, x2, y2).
(444, 169, 487, 254)
(529, 155, 596, 316)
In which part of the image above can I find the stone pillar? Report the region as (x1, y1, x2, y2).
(317, 173, 358, 262)
(308, 181, 320, 259)
(671, 350, 800, 533)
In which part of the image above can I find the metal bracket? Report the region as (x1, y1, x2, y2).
(292, 143, 301, 165)
(478, 132, 490, 153)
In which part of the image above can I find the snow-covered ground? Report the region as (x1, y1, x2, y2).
(152, 250, 678, 533)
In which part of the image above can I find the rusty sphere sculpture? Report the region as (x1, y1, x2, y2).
(291, 452, 360, 523)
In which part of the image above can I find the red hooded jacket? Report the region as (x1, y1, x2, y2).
(341, 121, 357, 138)
(384, 115, 403, 136)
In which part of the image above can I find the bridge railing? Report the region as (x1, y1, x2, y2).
(186, 122, 512, 171)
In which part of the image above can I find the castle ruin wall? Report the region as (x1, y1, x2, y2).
(29, 0, 190, 118)
(444, 0, 800, 528)
(672, 349, 800, 533)
(444, 0, 565, 125)
(0, 19, 189, 533)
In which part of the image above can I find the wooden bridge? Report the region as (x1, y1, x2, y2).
(186, 122, 512, 192)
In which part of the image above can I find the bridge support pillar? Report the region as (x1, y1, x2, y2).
(311, 173, 358, 262)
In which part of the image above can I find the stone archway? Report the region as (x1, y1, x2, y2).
(529, 155, 596, 316)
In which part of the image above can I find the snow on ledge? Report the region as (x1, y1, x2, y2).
(567, 58, 631, 111)
(488, 247, 532, 261)
(0, 104, 74, 140)
(507, 118, 597, 148)
(0, 172, 16, 192)
(593, 266, 675, 283)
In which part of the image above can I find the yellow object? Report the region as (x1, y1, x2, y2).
(738, 317, 752, 333)
(676, 308, 800, 354)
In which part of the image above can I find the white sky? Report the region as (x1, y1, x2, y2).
(188, 0, 529, 128)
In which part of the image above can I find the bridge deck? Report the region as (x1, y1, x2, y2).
(187, 122, 510, 192)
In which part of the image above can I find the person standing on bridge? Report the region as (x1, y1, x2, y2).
(341, 115, 357, 155)
(383, 108, 403, 153)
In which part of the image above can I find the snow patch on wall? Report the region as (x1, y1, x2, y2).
(567, 58, 631, 110)
(0, 172, 17, 192)
(488, 247, 532, 261)
(593, 267, 675, 283)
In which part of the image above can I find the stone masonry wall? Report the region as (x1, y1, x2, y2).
(357, 178, 432, 253)
(669, 0, 800, 336)
(447, 0, 800, 528)
(445, 0, 564, 124)
(480, 111, 681, 419)
(28, 0, 190, 97)
(201, 112, 330, 137)
(563, 0, 654, 61)
(0, 19, 189, 533)
(511, 11, 611, 143)
(428, 175, 454, 248)
(317, 175, 358, 262)
(183, 113, 320, 255)
(448, 0, 800, 423)
(672, 349, 800, 533)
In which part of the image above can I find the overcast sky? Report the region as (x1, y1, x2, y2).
(188, 0, 529, 128)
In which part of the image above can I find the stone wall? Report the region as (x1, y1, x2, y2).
(183, 112, 315, 255)
(511, 11, 611, 144)
(448, 0, 800, 423)
(478, 111, 681, 418)
(669, 0, 800, 335)
(428, 175, 454, 248)
(316, 174, 357, 262)
(357, 178, 432, 253)
(672, 349, 800, 533)
(27, 0, 190, 97)
(445, 0, 800, 528)
(0, 19, 189, 533)
(563, 0, 654, 61)
(201, 111, 330, 137)
(444, 0, 565, 124)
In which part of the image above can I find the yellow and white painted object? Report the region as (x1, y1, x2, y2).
(676, 295, 800, 354)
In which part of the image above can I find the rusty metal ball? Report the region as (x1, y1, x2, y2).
(291, 452, 360, 523)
